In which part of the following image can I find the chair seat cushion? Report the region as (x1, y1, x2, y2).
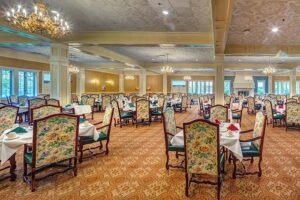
(168, 144, 184, 152)
(232, 113, 241, 119)
(151, 110, 162, 116)
(240, 142, 260, 157)
(80, 132, 107, 144)
(121, 111, 133, 118)
(24, 152, 32, 165)
(273, 113, 284, 119)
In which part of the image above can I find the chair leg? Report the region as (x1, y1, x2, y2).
(79, 143, 83, 163)
(232, 156, 237, 179)
(31, 169, 36, 192)
(217, 177, 221, 200)
(166, 151, 170, 170)
(185, 173, 189, 197)
(105, 141, 109, 155)
(73, 157, 78, 176)
(9, 154, 16, 181)
(99, 141, 103, 150)
(258, 158, 262, 177)
(250, 157, 254, 164)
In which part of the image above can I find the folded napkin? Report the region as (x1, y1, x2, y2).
(80, 118, 87, 124)
(215, 119, 221, 124)
(8, 127, 27, 135)
(227, 124, 239, 131)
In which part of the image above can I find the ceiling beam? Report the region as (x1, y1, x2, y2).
(143, 63, 215, 69)
(213, 0, 234, 54)
(62, 31, 214, 45)
(77, 46, 143, 69)
(225, 45, 300, 56)
(0, 47, 49, 63)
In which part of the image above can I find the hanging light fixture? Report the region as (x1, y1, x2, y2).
(68, 64, 79, 73)
(263, 57, 276, 76)
(183, 76, 192, 81)
(161, 54, 174, 73)
(4, 1, 70, 38)
(125, 75, 135, 80)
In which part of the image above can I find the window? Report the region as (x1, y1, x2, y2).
(274, 81, 290, 95)
(224, 80, 231, 95)
(257, 80, 266, 95)
(1, 69, 13, 97)
(172, 80, 186, 87)
(43, 72, 51, 83)
(18, 71, 37, 97)
(296, 81, 300, 95)
(188, 80, 213, 94)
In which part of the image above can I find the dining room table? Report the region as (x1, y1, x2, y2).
(64, 103, 92, 115)
(0, 120, 98, 165)
(170, 122, 243, 161)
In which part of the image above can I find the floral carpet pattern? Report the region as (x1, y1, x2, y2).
(0, 106, 299, 200)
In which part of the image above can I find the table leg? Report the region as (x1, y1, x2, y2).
(9, 153, 17, 181)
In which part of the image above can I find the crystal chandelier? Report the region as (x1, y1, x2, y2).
(68, 64, 79, 73)
(5, 2, 70, 38)
(125, 75, 135, 80)
(161, 54, 174, 73)
(183, 76, 192, 81)
(263, 57, 276, 76)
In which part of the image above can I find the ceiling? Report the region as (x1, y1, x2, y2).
(228, 0, 300, 45)
(0, 0, 299, 74)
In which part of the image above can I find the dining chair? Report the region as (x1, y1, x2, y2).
(198, 97, 204, 116)
(224, 95, 231, 107)
(44, 94, 50, 100)
(46, 98, 60, 106)
(162, 108, 185, 170)
(207, 105, 229, 122)
(286, 98, 297, 103)
(264, 99, 284, 127)
(28, 98, 47, 123)
(18, 96, 28, 106)
(285, 101, 300, 131)
(174, 96, 188, 112)
(23, 113, 79, 191)
(101, 95, 111, 112)
(247, 96, 255, 114)
(232, 108, 243, 127)
(85, 97, 96, 120)
(135, 99, 151, 127)
(151, 98, 164, 122)
(111, 99, 133, 127)
(78, 107, 114, 163)
(183, 119, 224, 199)
(232, 111, 267, 179)
(71, 94, 79, 103)
(81, 95, 89, 105)
(31, 105, 62, 122)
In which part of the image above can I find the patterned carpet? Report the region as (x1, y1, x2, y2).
(0, 106, 299, 200)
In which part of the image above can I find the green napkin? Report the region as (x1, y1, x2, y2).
(129, 103, 134, 108)
(80, 118, 86, 124)
(9, 127, 27, 135)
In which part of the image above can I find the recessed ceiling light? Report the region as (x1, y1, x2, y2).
(162, 10, 169, 15)
(272, 27, 279, 33)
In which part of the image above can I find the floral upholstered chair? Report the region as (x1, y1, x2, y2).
(224, 95, 231, 107)
(31, 105, 62, 122)
(264, 99, 284, 127)
(174, 96, 188, 112)
(232, 111, 267, 179)
(183, 119, 224, 198)
(151, 97, 164, 122)
(0, 106, 18, 134)
(46, 98, 60, 106)
(86, 97, 96, 120)
(135, 99, 150, 127)
(247, 96, 256, 114)
(101, 95, 111, 112)
(28, 98, 47, 123)
(78, 107, 114, 163)
(162, 108, 185, 170)
(18, 96, 28, 106)
(81, 95, 89, 105)
(111, 99, 133, 127)
(285, 102, 300, 131)
(286, 98, 297, 103)
(207, 105, 228, 122)
(23, 114, 79, 191)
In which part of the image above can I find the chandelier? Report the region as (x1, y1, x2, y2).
(5, 2, 70, 38)
(68, 64, 79, 73)
(183, 76, 192, 81)
(263, 57, 276, 75)
(125, 75, 135, 80)
(161, 54, 174, 73)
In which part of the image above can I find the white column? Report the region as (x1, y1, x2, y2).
(268, 75, 273, 94)
(163, 73, 167, 94)
(119, 73, 124, 93)
(290, 68, 297, 97)
(139, 69, 146, 95)
(215, 64, 224, 105)
(76, 67, 85, 97)
(13, 70, 18, 96)
(50, 43, 70, 106)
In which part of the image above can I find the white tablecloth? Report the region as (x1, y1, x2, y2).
(123, 104, 158, 112)
(0, 123, 98, 165)
(65, 104, 92, 115)
(170, 123, 243, 161)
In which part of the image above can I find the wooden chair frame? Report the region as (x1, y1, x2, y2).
(46, 98, 60, 106)
(183, 119, 224, 199)
(23, 113, 79, 191)
(111, 99, 133, 127)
